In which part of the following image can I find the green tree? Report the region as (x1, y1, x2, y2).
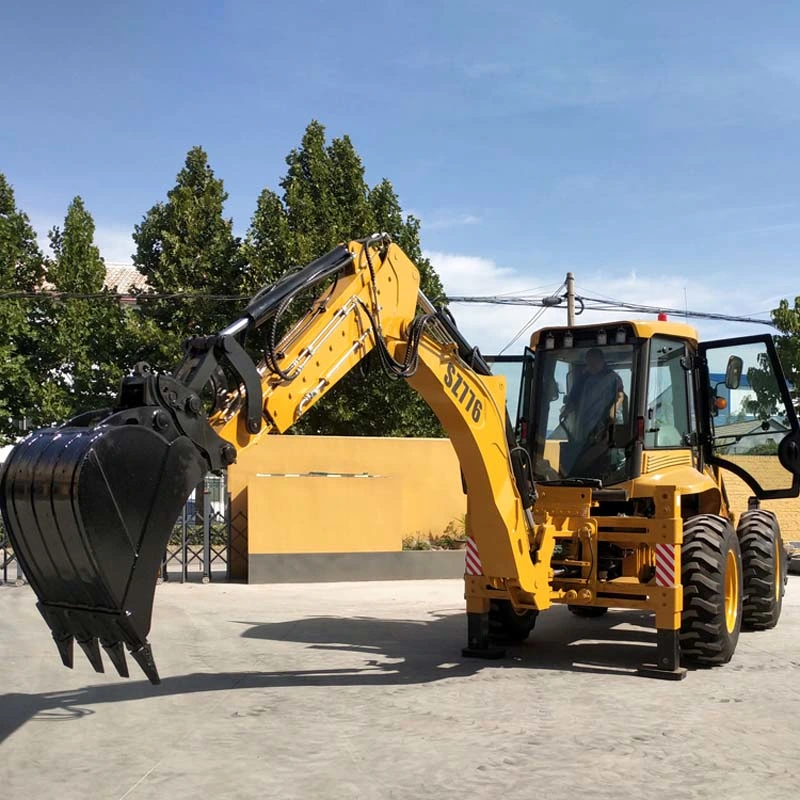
(133, 146, 245, 367)
(741, 353, 784, 422)
(243, 121, 445, 436)
(0, 174, 45, 442)
(38, 197, 132, 422)
(771, 296, 800, 412)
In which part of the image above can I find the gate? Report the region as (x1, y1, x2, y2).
(0, 515, 22, 585)
(161, 472, 232, 582)
(0, 472, 232, 585)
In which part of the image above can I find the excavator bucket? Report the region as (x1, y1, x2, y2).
(0, 243, 361, 684)
(0, 415, 208, 684)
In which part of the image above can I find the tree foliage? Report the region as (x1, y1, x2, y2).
(771, 297, 800, 411)
(0, 174, 45, 442)
(244, 121, 445, 436)
(1, 126, 447, 441)
(0, 186, 133, 439)
(741, 352, 784, 422)
(133, 146, 245, 368)
(38, 197, 132, 421)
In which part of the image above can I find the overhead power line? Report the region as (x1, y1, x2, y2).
(446, 294, 776, 327)
(0, 288, 777, 327)
(0, 290, 253, 302)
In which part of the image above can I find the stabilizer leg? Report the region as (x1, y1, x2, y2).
(638, 628, 687, 681)
(461, 611, 505, 659)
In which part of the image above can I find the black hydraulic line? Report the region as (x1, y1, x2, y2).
(434, 307, 493, 376)
(243, 245, 354, 329)
(431, 304, 534, 508)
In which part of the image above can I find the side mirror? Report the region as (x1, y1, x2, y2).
(546, 377, 560, 402)
(725, 355, 743, 390)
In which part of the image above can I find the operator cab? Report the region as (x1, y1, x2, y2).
(527, 325, 639, 486)
(490, 321, 800, 497)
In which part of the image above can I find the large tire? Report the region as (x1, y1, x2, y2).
(568, 605, 608, 618)
(680, 514, 743, 665)
(737, 509, 787, 630)
(489, 600, 538, 642)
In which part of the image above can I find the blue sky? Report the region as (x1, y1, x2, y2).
(3, 1, 800, 349)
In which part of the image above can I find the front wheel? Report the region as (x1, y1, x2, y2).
(489, 600, 538, 642)
(568, 605, 608, 618)
(680, 514, 743, 665)
(737, 509, 787, 630)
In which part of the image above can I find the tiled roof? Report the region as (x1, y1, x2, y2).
(104, 263, 148, 292)
(714, 418, 787, 440)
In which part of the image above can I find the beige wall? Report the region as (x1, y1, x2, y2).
(228, 438, 800, 582)
(247, 475, 402, 553)
(721, 458, 800, 537)
(227, 436, 467, 574)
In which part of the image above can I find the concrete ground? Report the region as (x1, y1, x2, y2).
(2, 578, 799, 800)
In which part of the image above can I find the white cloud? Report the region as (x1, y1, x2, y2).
(29, 213, 135, 264)
(426, 250, 528, 296)
(412, 209, 482, 231)
(426, 250, 568, 353)
(426, 250, 778, 354)
(93, 225, 135, 263)
(424, 213, 481, 230)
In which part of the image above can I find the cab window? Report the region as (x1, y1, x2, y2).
(645, 337, 691, 449)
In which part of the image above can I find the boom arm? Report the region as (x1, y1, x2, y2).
(215, 237, 545, 596)
(0, 236, 549, 684)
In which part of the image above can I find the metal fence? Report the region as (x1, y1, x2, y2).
(0, 514, 22, 585)
(161, 472, 232, 583)
(0, 472, 232, 585)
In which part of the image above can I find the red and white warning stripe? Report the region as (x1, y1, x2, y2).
(655, 543, 676, 587)
(465, 536, 483, 576)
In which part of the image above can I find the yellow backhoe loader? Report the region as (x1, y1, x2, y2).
(2, 235, 799, 683)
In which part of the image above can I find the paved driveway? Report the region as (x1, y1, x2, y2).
(2, 578, 798, 799)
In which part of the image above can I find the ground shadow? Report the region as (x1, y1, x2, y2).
(0, 606, 661, 744)
(236, 604, 658, 676)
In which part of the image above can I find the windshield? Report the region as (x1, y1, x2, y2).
(529, 343, 636, 485)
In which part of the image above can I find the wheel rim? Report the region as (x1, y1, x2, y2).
(775, 541, 782, 602)
(725, 550, 739, 634)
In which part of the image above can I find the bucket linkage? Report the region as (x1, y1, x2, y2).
(0, 244, 356, 683)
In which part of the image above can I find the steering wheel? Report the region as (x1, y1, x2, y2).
(559, 411, 579, 443)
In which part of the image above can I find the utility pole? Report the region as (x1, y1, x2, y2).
(566, 272, 576, 326)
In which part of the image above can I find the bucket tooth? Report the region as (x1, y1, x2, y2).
(102, 640, 129, 678)
(2, 407, 208, 684)
(53, 634, 74, 669)
(130, 643, 161, 685)
(77, 637, 105, 674)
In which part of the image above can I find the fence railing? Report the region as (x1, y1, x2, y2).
(0, 516, 22, 585)
(1, 472, 232, 585)
(160, 473, 232, 583)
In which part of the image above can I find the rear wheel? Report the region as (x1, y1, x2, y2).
(489, 600, 538, 642)
(568, 605, 608, 618)
(680, 514, 743, 665)
(737, 509, 787, 630)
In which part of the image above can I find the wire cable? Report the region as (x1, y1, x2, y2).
(497, 306, 548, 355)
(446, 294, 775, 327)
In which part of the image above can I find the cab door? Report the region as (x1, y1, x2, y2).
(697, 334, 800, 498)
(485, 349, 534, 445)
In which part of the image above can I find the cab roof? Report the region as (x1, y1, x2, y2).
(529, 319, 699, 349)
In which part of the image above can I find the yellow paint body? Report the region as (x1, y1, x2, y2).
(208, 239, 783, 651)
